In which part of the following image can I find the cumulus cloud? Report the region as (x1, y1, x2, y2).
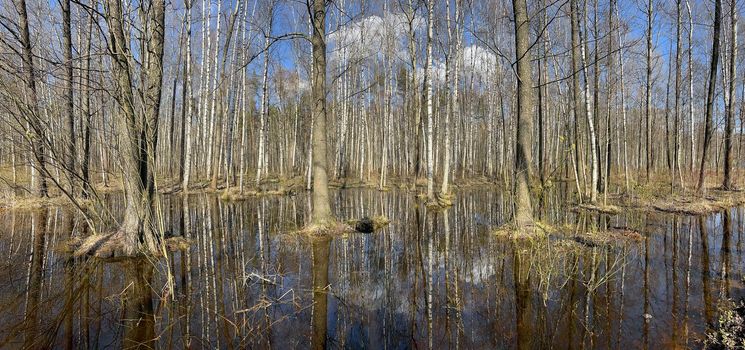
(462, 45, 497, 80)
(328, 13, 498, 89)
(328, 12, 424, 64)
(415, 45, 498, 87)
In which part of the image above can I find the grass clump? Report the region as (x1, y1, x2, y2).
(296, 220, 355, 236)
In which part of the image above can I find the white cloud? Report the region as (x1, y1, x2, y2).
(328, 12, 424, 65)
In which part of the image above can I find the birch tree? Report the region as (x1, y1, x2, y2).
(424, 0, 435, 202)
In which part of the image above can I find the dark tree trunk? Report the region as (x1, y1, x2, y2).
(99, 0, 165, 255)
(62, 0, 76, 194)
(16, 0, 48, 197)
(698, 0, 722, 193)
(723, 0, 737, 189)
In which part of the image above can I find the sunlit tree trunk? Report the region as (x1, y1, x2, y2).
(310, 0, 332, 225)
(592, 0, 602, 194)
(181, 0, 194, 193)
(574, 0, 598, 202)
(424, 0, 435, 202)
(205, 0, 222, 183)
(570, 0, 584, 200)
(512, 0, 534, 227)
(441, 0, 461, 199)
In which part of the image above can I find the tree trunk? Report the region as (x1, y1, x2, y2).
(723, 0, 737, 189)
(512, 0, 534, 227)
(674, 0, 683, 189)
(62, 0, 76, 194)
(101, 0, 164, 256)
(406, 0, 421, 180)
(310, 0, 332, 225)
(687, 0, 695, 175)
(16, 0, 48, 197)
(81, 2, 94, 198)
(256, 3, 274, 188)
(181, 0, 194, 192)
(579, 0, 599, 203)
(425, 0, 435, 202)
(441, 0, 461, 198)
(617, 13, 631, 192)
(645, 0, 653, 182)
(697, 0, 722, 193)
(570, 0, 583, 201)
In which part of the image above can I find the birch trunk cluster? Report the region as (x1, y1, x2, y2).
(0, 0, 742, 241)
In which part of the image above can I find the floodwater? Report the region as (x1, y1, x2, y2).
(0, 187, 743, 349)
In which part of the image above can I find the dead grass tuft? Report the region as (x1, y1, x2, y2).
(577, 203, 621, 214)
(492, 221, 548, 239)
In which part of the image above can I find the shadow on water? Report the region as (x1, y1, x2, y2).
(0, 188, 743, 349)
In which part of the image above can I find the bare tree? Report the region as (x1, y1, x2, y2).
(513, 0, 534, 227)
(181, 0, 194, 192)
(256, 1, 275, 188)
(579, 0, 599, 202)
(62, 0, 76, 194)
(645, 0, 653, 182)
(424, 0, 435, 202)
(674, 0, 683, 189)
(723, 0, 737, 189)
(81, 0, 166, 256)
(15, 0, 49, 197)
(697, 0, 722, 194)
(309, 0, 333, 225)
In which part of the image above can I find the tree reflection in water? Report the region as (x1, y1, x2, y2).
(0, 190, 742, 349)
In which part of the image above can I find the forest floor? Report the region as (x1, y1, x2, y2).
(581, 172, 745, 216)
(2, 169, 744, 217)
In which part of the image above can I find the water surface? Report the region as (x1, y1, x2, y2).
(0, 188, 743, 349)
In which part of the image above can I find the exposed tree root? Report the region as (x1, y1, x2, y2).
(63, 231, 191, 258)
(296, 220, 355, 236)
(70, 231, 136, 258)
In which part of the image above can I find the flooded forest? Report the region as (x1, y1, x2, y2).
(0, 0, 744, 348)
